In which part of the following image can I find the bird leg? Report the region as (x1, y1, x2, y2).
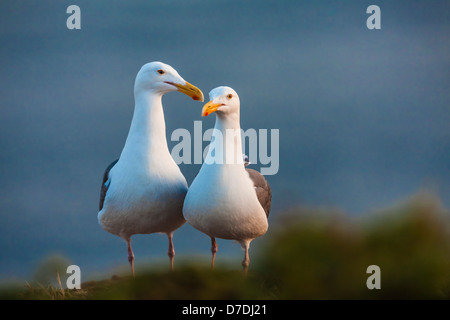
(211, 237, 218, 269)
(127, 239, 135, 278)
(167, 232, 175, 271)
(241, 241, 250, 277)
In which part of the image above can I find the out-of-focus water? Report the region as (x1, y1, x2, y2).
(0, 0, 448, 281)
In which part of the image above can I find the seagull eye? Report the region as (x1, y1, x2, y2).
(157, 69, 165, 75)
(227, 94, 233, 99)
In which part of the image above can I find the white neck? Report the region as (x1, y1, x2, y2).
(206, 113, 243, 165)
(120, 92, 171, 165)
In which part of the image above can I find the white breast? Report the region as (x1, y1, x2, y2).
(183, 163, 268, 241)
(97, 94, 187, 240)
(99, 157, 187, 239)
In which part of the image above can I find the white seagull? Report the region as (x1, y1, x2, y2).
(183, 86, 271, 275)
(98, 62, 204, 276)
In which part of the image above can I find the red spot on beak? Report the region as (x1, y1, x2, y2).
(205, 112, 209, 116)
(192, 95, 200, 101)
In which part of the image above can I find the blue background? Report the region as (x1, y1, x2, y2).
(0, 0, 448, 281)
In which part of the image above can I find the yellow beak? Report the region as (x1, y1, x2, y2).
(202, 101, 223, 117)
(168, 81, 204, 102)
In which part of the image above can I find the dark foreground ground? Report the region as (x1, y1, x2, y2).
(2, 193, 450, 300)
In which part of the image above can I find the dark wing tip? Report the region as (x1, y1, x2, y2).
(99, 159, 119, 211)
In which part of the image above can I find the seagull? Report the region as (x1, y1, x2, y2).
(183, 86, 271, 275)
(98, 61, 204, 276)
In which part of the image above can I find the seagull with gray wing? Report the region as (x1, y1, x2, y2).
(183, 86, 271, 275)
(98, 62, 204, 276)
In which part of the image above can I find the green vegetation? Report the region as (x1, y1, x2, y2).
(2, 193, 450, 300)
(258, 194, 450, 299)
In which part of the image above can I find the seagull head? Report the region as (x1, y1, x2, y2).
(201, 86, 240, 119)
(134, 61, 204, 101)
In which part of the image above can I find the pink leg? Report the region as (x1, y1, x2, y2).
(167, 232, 175, 271)
(211, 237, 218, 269)
(241, 240, 251, 277)
(127, 238, 135, 277)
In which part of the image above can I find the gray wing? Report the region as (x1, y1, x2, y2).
(246, 168, 271, 218)
(99, 159, 119, 211)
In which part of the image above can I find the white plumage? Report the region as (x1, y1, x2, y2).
(183, 86, 270, 274)
(98, 61, 203, 275)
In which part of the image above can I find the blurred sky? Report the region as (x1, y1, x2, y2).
(0, 0, 449, 281)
